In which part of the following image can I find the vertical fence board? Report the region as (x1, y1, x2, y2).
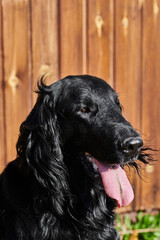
(87, 0, 114, 85)
(140, 0, 160, 209)
(31, 0, 59, 104)
(60, 0, 83, 78)
(115, 0, 142, 211)
(0, 0, 5, 172)
(2, 0, 31, 162)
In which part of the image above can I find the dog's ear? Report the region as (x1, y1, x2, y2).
(16, 76, 69, 214)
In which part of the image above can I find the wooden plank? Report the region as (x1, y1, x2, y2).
(31, 0, 59, 104)
(60, 0, 83, 78)
(140, 0, 160, 209)
(115, 0, 142, 212)
(87, 0, 114, 85)
(0, 0, 5, 172)
(2, 0, 31, 163)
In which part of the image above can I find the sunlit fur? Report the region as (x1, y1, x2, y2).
(0, 75, 153, 240)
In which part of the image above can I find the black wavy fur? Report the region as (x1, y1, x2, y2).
(0, 75, 153, 240)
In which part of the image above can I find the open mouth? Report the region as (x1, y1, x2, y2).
(84, 153, 135, 208)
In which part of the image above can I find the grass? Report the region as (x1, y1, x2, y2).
(116, 211, 160, 240)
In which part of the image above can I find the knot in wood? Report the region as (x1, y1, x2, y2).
(95, 15, 104, 38)
(122, 17, 128, 29)
(40, 64, 50, 75)
(145, 164, 154, 174)
(153, 1, 159, 15)
(8, 75, 19, 88)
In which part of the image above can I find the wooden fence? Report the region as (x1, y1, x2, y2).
(0, 0, 160, 212)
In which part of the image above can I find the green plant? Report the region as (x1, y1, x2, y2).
(116, 211, 160, 240)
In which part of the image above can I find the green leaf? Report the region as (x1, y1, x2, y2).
(116, 211, 160, 240)
(123, 234, 130, 240)
(124, 215, 132, 230)
(137, 211, 143, 222)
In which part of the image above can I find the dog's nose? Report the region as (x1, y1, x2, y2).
(121, 137, 143, 154)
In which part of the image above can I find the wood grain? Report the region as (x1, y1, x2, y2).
(140, 0, 160, 209)
(115, 0, 142, 211)
(0, 0, 5, 172)
(60, 0, 83, 78)
(31, 0, 59, 104)
(2, 0, 31, 163)
(87, 0, 114, 85)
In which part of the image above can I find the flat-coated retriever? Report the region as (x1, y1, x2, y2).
(0, 75, 151, 240)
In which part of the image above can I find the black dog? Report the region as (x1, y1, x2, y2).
(0, 75, 150, 239)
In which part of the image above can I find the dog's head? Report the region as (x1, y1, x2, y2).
(57, 75, 143, 164)
(53, 75, 148, 207)
(17, 75, 152, 210)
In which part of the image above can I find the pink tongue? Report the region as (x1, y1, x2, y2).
(94, 160, 134, 207)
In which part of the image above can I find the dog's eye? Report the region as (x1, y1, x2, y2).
(115, 98, 122, 111)
(81, 107, 90, 113)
